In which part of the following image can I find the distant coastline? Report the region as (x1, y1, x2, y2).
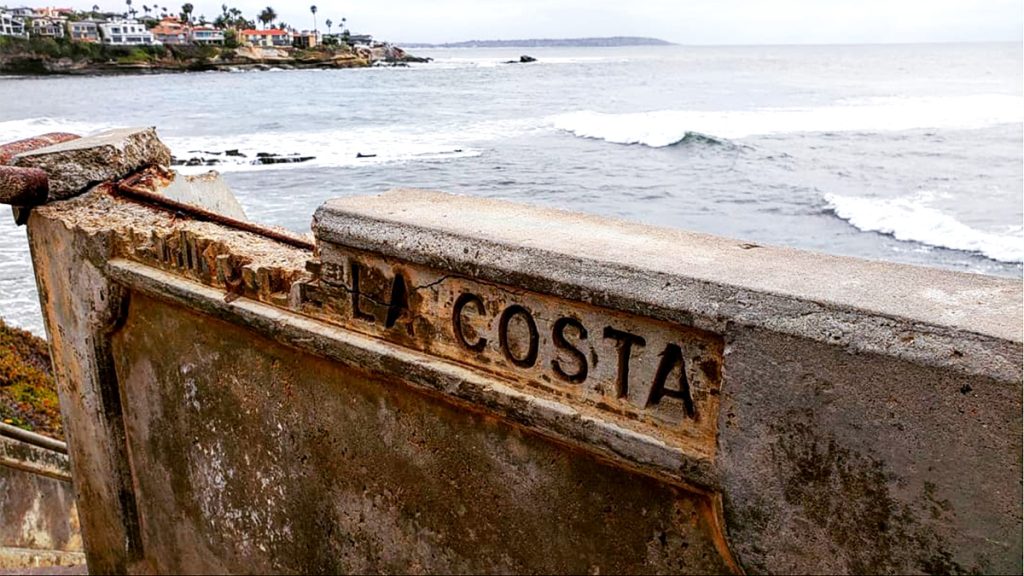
(402, 37, 673, 49)
(0, 36, 427, 76)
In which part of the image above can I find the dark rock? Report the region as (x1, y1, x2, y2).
(356, 153, 377, 158)
(252, 155, 315, 165)
(224, 149, 246, 158)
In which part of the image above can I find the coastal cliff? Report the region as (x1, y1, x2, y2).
(0, 36, 425, 75)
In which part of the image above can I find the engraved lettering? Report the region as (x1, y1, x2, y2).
(603, 326, 646, 398)
(349, 260, 375, 322)
(648, 343, 696, 417)
(384, 272, 408, 329)
(349, 260, 409, 328)
(452, 292, 487, 352)
(499, 304, 539, 368)
(552, 317, 588, 384)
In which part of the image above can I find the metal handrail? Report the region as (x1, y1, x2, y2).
(0, 421, 68, 454)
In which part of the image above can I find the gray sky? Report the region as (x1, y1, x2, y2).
(23, 0, 1024, 44)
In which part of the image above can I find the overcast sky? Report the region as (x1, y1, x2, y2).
(26, 0, 1024, 44)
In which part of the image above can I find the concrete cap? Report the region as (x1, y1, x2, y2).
(314, 190, 1022, 373)
(13, 127, 172, 200)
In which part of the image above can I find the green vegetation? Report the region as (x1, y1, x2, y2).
(0, 319, 62, 440)
(0, 35, 166, 63)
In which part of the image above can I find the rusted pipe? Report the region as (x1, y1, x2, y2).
(0, 166, 49, 206)
(0, 132, 80, 165)
(0, 422, 68, 454)
(114, 180, 316, 251)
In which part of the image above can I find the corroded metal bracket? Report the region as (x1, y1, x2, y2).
(0, 133, 80, 225)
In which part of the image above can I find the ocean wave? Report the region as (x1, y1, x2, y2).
(550, 94, 1024, 148)
(824, 191, 1023, 263)
(164, 118, 535, 173)
(0, 116, 534, 173)
(0, 117, 117, 142)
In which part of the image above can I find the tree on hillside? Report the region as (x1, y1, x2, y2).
(258, 6, 277, 30)
(310, 5, 317, 33)
(180, 2, 193, 23)
(125, 0, 132, 18)
(325, 18, 332, 35)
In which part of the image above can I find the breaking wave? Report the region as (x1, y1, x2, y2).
(824, 191, 1023, 263)
(0, 117, 542, 174)
(164, 117, 540, 173)
(550, 94, 1024, 148)
(0, 117, 118, 142)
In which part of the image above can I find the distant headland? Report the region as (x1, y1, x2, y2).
(402, 37, 674, 49)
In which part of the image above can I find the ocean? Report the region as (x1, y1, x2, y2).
(0, 42, 1021, 335)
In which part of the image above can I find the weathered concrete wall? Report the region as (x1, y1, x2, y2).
(0, 427, 84, 569)
(7, 129, 1022, 574)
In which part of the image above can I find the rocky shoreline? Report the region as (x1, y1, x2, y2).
(0, 39, 430, 76)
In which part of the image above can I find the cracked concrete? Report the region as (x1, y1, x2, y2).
(11, 129, 1021, 574)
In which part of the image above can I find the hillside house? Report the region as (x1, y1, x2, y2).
(68, 20, 101, 42)
(0, 10, 27, 37)
(99, 18, 158, 45)
(292, 30, 319, 49)
(238, 28, 291, 47)
(150, 19, 188, 44)
(189, 25, 224, 45)
(30, 16, 65, 38)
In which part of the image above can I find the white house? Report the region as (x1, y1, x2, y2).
(99, 18, 158, 46)
(30, 17, 65, 38)
(189, 25, 224, 45)
(0, 10, 28, 38)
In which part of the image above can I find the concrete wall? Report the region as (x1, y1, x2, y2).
(8, 129, 1022, 574)
(0, 426, 84, 569)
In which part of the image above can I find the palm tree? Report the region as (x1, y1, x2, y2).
(325, 18, 332, 35)
(180, 2, 193, 23)
(310, 5, 317, 32)
(257, 6, 276, 29)
(92, 3, 100, 16)
(125, 0, 132, 18)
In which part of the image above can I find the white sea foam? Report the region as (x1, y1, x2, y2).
(0, 117, 118, 142)
(825, 191, 1023, 263)
(550, 94, 1024, 147)
(164, 118, 535, 174)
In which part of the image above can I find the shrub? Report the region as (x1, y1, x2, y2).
(0, 319, 62, 439)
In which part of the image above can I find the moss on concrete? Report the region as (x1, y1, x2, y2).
(0, 318, 62, 440)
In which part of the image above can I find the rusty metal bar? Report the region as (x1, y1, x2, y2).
(0, 166, 49, 205)
(0, 132, 80, 165)
(113, 181, 316, 251)
(0, 422, 68, 454)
